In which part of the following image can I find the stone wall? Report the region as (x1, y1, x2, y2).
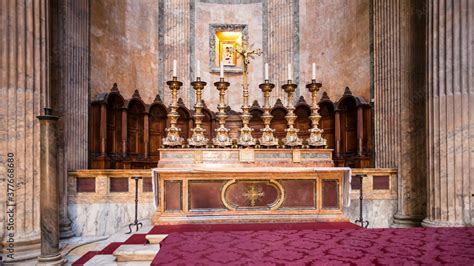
(90, 0, 159, 104)
(90, 0, 371, 110)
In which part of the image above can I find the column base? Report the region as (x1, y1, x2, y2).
(390, 213, 424, 228)
(37, 253, 66, 265)
(1, 236, 41, 262)
(421, 218, 466, 227)
(60, 219, 75, 239)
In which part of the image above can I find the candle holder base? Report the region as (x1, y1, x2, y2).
(212, 127, 232, 147)
(259, 128, 279, 147)
(162, 127, 184, 147)
(188, 128, 209, 147)
(307, 128, 327, 147)
(282, 128, 303, 147)
(237, 126, 256, 147)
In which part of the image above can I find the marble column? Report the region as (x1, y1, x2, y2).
(422, 0, 473, 227)
(264, 0, 299, 105)
(37, 108, 64, 265)
(52, 0, 90, 240)
(373, 0, 427, 227)
(159, 0, 193, 106)
(0, 0, 48, 261)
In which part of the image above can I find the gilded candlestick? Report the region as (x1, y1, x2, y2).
(282, 81, 302, 147)
(212, 78, 232, 147)
(258, 81, 279, 146)
(236, 46, 261, 147)
(188, 78, 209, 147)
(306, 80, 327, 147)
(163, 77, 184, 147)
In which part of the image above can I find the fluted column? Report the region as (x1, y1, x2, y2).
(264, 0, 299, 105)
(423, 0, 473, 227)
(0, 0, 49, 261)
(53, 0, 90, 240)
(373, 0, 427, 227)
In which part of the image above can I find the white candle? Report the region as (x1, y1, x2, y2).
(220, 61, 224, 78)
(196, 60, 201, 79)
(287, 63, 292, 81)
(172, 60, 177, 77)
(312, 63, 316, 80)
(264, 63, 269, 81)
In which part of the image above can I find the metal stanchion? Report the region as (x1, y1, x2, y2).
(127, 176, 143, 234)
(354, 175, 369, 228)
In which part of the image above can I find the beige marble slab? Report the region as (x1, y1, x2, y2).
(113, 244, 160, 262)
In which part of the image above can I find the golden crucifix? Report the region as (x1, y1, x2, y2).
(243, 185, 265, 207)
(235, 43, 262, 146)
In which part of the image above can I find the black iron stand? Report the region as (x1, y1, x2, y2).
(354, 175, 369, 228)
(127, 176, 143, 234)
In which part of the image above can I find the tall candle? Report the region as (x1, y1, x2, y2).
(172, 60, 177, 77)
(264, 63, 269, 81)
(288, 63, 292, 81)
(220, 61, 224, 78)
(196, 60, 201, 79)
(312, 63, 316, 80)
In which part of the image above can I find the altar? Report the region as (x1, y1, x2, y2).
(151, 148, 351, 224)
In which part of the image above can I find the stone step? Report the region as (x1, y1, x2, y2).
(146, 234, 168, 244)
(113, 244, 161, 262)
(84, 255, 151, 265)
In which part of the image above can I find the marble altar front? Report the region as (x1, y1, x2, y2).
(152, 148, 351, 224)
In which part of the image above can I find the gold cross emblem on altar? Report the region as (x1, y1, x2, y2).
(235, 43, 262, 73)
(243, 185, 265, 207)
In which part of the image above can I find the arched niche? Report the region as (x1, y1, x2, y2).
(105, 85, 125, 162)
(177, 98, 192, 140)
(148, 95, 167, 160)
(318, 92, 336, 149)
(294, 96, 311, 141)
(249, 100, 264, 139)
(201, 101, 215, 140)
(126, 91, 146, 159)
(270, 99, 287, 140)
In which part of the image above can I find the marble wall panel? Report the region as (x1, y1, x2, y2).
(299, 0, 371, 103)
(195, 1, 264, 110)
(90, 0, 159, 104)
(68, 202, 155, 236)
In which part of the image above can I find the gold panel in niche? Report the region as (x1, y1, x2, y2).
(215, 31, 242, 66)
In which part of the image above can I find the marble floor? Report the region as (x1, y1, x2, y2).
(64, 219, 153, 265)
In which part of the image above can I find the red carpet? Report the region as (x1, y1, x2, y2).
(72, 222, 474, 265)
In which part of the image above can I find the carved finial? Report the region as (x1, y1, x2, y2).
(297, 95, 307, 104)
(251, 100, 261, 108)
(132, 89, 141, 99)
(177, 97, 185, 106)
(224, 105, 231, 114)
(111, 83, 119, 92)
(154, 94, 162, 103)
(321, 91, 330, 100)
(274, 98, 284, 108)
(344, 87, 352, 95)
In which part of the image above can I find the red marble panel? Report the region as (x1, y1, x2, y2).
(373, 176, 390, 190)
(188, 181, 225, 210)
(110, 178, 129, 192)
(322, 180, 339, 209)
(76, 177, 96, 193)
(280, 180, 315, 208)
(225, 181, 279, 209)
(143, 177, 153, 192)
(165, 181, 182, 211)
(351, 175, 362, 190)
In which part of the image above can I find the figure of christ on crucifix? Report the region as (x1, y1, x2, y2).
(234, 43, 263, 146)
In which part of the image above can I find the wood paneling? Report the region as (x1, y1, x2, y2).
(89, 88, 372, 168)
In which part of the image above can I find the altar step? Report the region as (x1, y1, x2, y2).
(82, 235, 167, 266)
